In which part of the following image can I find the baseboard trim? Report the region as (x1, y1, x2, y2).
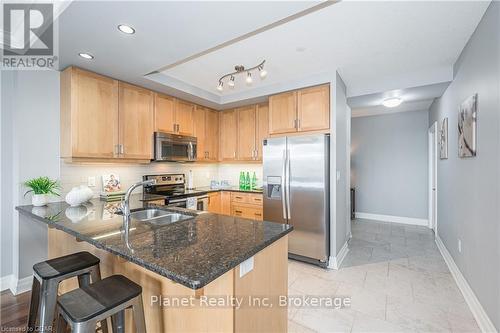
(12, 276, 33, 295)
(328, 241, 349, 270)
(0, 275, 13, 292)
(435, 236, 497, 333)
(355, 212, 428, 226)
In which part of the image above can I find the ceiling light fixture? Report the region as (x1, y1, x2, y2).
(228, 75, 235, 88)
(118, 24, 135, 34)
(216, 60, 266, 92)
(382, 97, 402, 108)
(78, 52, 94, 60)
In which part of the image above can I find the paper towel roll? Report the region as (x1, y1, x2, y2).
(187, 170, 194, 189)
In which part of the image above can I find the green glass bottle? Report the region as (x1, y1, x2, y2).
(239, 171, 245, 190)
(245, 172, 250, 190)
(251, 172, 257, 190)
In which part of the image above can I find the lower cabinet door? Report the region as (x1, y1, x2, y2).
(232, 204, 263, 221)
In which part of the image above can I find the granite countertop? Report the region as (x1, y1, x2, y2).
(195, 186, 263, 194)
(16, 195, 291, 290)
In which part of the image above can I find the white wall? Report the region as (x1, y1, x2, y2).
(351, 110, 429, 221)
(1, 70, 60, 286)
(334, 73, 351, 254)
(428, 2, 499, 329)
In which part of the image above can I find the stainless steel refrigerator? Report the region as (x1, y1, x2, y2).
(263, 134, 330, 267)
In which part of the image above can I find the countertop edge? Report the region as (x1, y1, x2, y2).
(16, 206, 292, 290)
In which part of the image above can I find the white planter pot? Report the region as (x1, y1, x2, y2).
(32, 194, 47, 207)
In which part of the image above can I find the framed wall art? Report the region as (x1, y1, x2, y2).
(458, 94, 478, 158)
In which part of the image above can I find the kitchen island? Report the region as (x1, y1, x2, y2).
(16, 196, 292, 332)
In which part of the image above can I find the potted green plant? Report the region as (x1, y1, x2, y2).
(24, 177, 60, 207)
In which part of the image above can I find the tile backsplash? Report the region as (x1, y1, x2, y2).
(60, 161, 262, 198)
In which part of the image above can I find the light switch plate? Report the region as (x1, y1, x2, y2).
(87, 176, 96, 187)
(239, 256, 254, 277)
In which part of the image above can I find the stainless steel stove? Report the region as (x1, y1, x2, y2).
(142, 173, 208, 211)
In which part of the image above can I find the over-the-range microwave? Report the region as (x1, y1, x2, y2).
(153, 132, 197, 162)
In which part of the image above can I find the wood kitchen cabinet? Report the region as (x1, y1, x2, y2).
(219, 109, 238, 161)
(119, 82, 154, 160)
(220, 191, 232, 215)
(255, 103, 269, 160)
(154, 93, 176, 133)
(205, 109, 219, 161)
(269, 91, 297, 135)
(194, 106, 219, 162)
(154, 93, 194, 136)
(207, 192, 221, 214)
(237, 105, 257, 161)
(269, 84, 330, 135)
(61, 67, 152, 162)
(61, 67, 119, 159)
(230, 192, 263, 221)
(175, 99, 195, 135)
(297, 84, 330, 132)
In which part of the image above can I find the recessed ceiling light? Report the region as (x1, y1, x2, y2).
(382, 97, 402, 108)
(78, 52, 94, 60)
(118, 24, 135, 34)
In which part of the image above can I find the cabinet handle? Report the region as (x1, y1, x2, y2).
(294, 119, 297, 129)
(235, 196, 243, 199)
(120, 144, 124, 155)
(114, 144, 119, 156)
(235, 210, 243, 214)
(255, 213, 262, 216)
(297, 119, 301, 129)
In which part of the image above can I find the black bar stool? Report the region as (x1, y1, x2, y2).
(27, 251, 108, 333)
(55, 275, 146, 333)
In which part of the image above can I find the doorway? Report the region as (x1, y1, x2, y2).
(428, 122, 438, 233)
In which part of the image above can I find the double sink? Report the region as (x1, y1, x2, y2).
(119, 208, 194, 226)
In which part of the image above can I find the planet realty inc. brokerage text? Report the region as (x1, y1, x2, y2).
(151, 295, 351, 310)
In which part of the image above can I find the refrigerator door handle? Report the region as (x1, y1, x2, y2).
(282, 149, 288, 220)
(286, 149, 291, 219)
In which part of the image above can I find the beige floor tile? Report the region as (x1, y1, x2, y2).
(290, 272, 341, 296)
(293, 307, 356, 333)
(351, 312, 414, 332)
(288, 319, 318, 333)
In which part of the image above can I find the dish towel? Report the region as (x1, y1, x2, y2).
(186, 197, 197, 210)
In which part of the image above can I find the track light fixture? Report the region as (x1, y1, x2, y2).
(217, 60, 266, 92)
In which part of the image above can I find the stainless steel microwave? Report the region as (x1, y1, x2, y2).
(154, 132, 197, 162)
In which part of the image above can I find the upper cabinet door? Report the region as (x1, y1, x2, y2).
(119, 82, 154, 160)
(255, 103, 269, 161)
(219, 110, 238, 161)
(193, 106, 206, 160)
(64, 68, 119, 158)
(237, 106, 257, 161)
(205, 109, 219, 161)
(154, 93, 176, 133)
(297, 84, 330, 132)
(175, 100, 194, 136)
(269, 91, 297, 135)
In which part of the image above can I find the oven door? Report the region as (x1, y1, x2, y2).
(154, 132, 197, 162)
(167, 198, 187, 209)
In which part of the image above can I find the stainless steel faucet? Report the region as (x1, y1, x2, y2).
(121, 179, 156, 221)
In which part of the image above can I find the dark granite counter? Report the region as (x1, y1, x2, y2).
(195, 186, 263, 194)
(16, 195, 291, 290)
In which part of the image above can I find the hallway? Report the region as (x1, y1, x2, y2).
(287, 219, 480, 332)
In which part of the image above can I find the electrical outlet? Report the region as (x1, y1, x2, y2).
(87, 176, 96, 187)
(458, 239, 462, 253)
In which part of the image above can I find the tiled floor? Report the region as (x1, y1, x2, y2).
(287, 219, 480, 333)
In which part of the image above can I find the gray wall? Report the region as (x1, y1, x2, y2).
(1, 72, 15, 278)
(351, 110, 429, 219)
(335, 73, 351, 254)
(429, 2, 499, 329)
(1, 70, 60, 282)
